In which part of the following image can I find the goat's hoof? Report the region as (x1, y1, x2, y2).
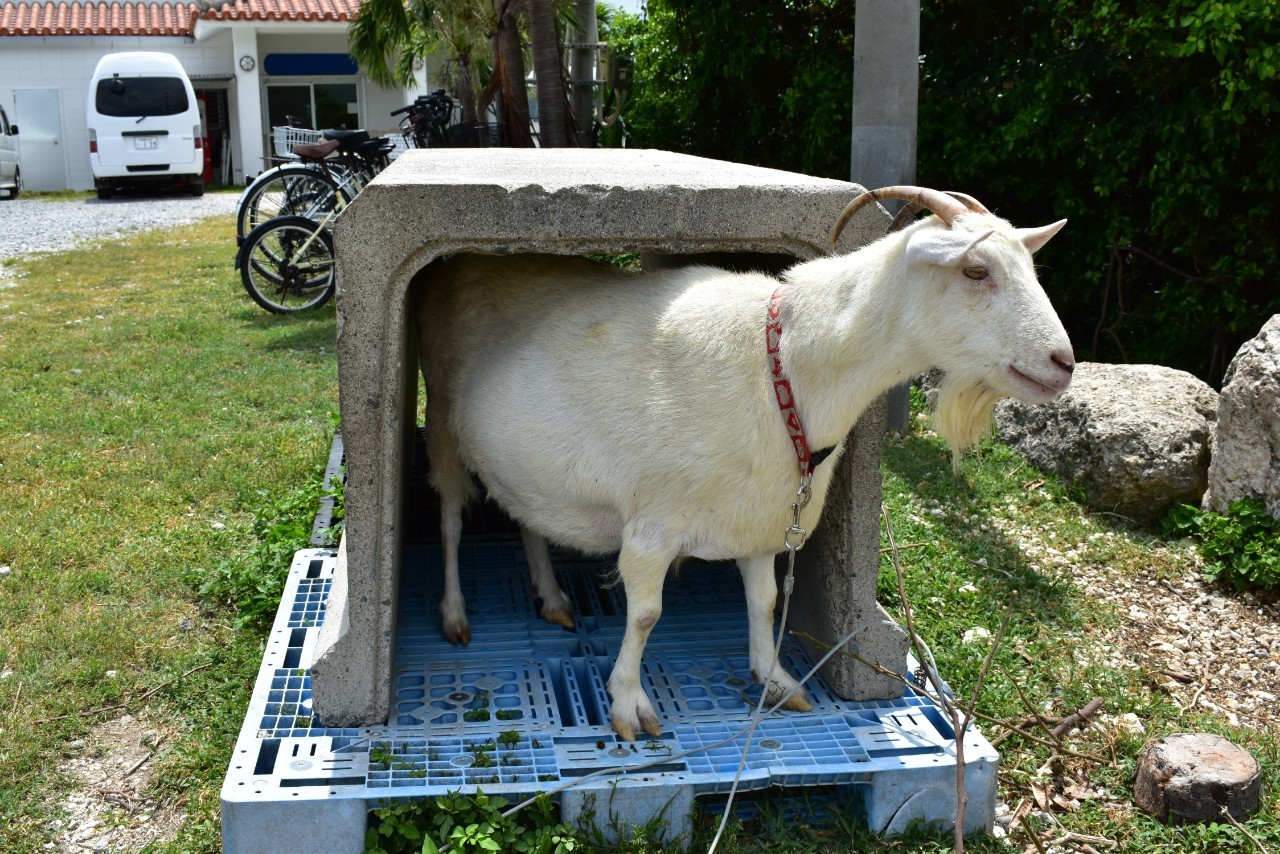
(609, 703, 663, 742)
(753, 669, 813, 712)
(640, 710, 663, 738)
(779, 690, 813, 713)
(541, 605, 575, 630)
(442, 619, 471, 646)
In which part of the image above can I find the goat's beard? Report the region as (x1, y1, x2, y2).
(933, 374, 1001, 469)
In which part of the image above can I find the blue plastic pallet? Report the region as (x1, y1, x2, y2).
(221, 544, 998, 853)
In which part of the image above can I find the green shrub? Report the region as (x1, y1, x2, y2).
(1163, 498, 1280, 591)
(609, 0, 1280, 384)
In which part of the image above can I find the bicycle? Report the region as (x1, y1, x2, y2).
(234, 94, 464, 312)
(234, 136, 365, 313)
(234, 128, 393, 244)
(391, 89, 459, 149)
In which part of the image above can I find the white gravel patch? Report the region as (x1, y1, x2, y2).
(0, 193, 237, 288)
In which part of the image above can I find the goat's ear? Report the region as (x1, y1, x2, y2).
(1016, 219, 1067, 254)
(905, 228, 995, 268)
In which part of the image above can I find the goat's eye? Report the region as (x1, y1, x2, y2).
(963, 266, 988, 281)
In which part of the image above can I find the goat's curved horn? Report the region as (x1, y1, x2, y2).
(888, 202, 924, 233)
(830, 186, 971, 246)
(945, 191, 991, 214)
(887, 191, 990, 234)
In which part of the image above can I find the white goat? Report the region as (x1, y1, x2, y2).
(416, 186, 1074, 741)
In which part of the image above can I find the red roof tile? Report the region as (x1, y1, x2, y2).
(0, 0, 359, 37)
(202, 0, 357, 24)
(1, 2, 198, 35)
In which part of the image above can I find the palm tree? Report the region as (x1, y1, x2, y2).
(348, 0, 582, 147)
(348, 0, 505, 134)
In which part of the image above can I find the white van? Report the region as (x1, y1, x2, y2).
(0, 104, 19, 199)
(87, 52, 204, 199)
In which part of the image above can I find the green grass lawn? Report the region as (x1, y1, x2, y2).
(0, 216, 1275, 853)
(0, 214, 339, 851)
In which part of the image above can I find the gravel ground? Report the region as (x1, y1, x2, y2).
(984, 498, 1280, 733)
(0, 193, 237, 284)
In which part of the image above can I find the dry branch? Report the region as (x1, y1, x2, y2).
(1050, 697, 1104, 740)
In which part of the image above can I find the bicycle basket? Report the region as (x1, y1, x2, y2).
(272, 126, 324, 159)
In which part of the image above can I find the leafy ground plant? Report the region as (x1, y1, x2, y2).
(367, 791, 578, 854)
(190, 469, 341, 630)
(1164, 498, 1280, 592)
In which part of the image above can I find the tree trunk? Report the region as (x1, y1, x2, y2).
(454, 59, 478, 124)
(525, 0, 571, 147)
(500, 2, 533, 144)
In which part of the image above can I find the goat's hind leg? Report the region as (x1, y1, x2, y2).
(738, 554, 812, 712)
(437, 495, 470, 644)
(521, 528, 574, 629)
(425, 401, 476, 645)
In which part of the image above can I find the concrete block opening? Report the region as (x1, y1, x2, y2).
(309, 149, 913, 729)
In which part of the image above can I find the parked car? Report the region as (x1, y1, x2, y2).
(87, 52, 204, 199)
(0, 104, 19, 200)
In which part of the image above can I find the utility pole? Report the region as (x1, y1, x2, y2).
(851, 0, 920, 432)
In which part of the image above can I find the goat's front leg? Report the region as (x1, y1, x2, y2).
(738, 554, 812, 712)
(607, 536, 676, 741)
(521, 528, 574, 629)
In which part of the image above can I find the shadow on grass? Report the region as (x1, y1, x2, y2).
(880, 431, 1083, 634)
(235, 302, 338, 352)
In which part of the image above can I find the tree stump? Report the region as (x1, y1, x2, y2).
(1133, 733, 1262, 823)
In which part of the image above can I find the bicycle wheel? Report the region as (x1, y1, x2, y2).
(235, 165, 350, 244)
(238, 215, 336, 313)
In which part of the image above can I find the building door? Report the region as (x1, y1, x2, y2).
(14, 88, 67, 191)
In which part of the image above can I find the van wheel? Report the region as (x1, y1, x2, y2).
(189, 179, 205, 198)
(96, 186, 114, 200)
(1, 168, 19, 200)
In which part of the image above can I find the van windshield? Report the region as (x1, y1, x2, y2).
(95, 77, 189, 117)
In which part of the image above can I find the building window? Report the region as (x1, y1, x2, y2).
(266, 82, 360, 131)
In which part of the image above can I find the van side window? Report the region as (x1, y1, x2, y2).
(95, 78, 190, 118)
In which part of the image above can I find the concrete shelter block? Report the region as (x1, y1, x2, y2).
(312, 149, 895, 726)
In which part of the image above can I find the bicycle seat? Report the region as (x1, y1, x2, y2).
(293, 138, 341, 159)
(356, 138, 395, 158)
(323, 129, 371, 149)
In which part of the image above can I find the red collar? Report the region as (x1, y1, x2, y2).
(766, 288, 822, 478)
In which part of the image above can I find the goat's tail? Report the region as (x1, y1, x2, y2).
(933, 376, 1001, 470)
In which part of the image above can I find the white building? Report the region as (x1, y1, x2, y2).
(0, 0, 423, 191)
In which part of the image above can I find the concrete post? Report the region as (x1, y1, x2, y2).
(231, 28, 264, 183)
(851, 0, 919, 432)
(569, 0, 599, 147)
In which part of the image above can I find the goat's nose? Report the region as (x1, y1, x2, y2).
(1051, 350, 1075, 375)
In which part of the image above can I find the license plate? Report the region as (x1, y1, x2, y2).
(133, 136, 159, 150)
